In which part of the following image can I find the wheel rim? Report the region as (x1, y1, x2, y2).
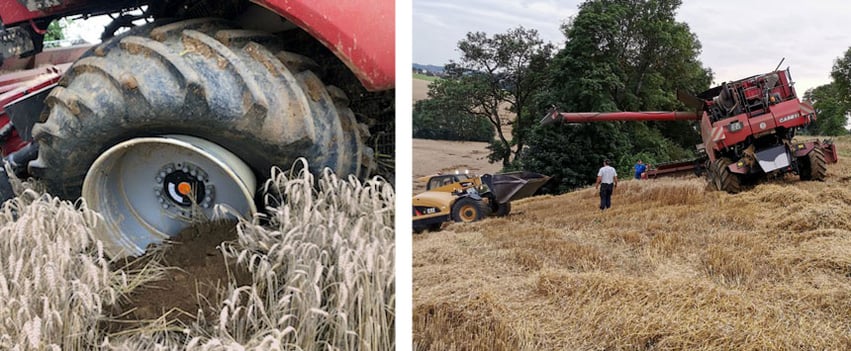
(459, 204, 477, 222)
(82, 135, 257, 258)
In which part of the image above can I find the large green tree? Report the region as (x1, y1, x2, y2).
(517, 0, 712, 193)
(412, 96, 493, 142)
(803, 83, 848, 136)
(807, 47, 851, 136)
(431, 27, 554, 167)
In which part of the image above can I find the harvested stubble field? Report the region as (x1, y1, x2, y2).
(0, 161, 394, 350)
(414, 136, 851, 350)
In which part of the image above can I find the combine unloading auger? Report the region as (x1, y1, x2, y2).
(543, 69, 837, 193)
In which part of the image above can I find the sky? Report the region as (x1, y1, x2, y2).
(413, 0, 851, 95)
(65, 15, 111, 44)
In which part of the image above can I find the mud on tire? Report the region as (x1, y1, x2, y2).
(30, 18, 374, 199)
(492, 201, 511, 217)
(798, 147, 827, 181)
(709, 158, 741, 193)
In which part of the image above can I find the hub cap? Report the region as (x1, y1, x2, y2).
(82, 135, 257, 258)
(459, 204, 477, 222)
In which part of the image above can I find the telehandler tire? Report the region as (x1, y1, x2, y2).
(30, 18, 373, 257)
(493, 201, 511, 217)
(451, 197, 488, 223)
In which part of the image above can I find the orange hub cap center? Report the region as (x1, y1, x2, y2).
(177, 182, 192, 195)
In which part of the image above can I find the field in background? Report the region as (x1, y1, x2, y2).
(414, 136, 851, 350)
(413, 76, 432, 102)
(413, 73, 439, 82)
(412, 76, 511, 193)
(412, 138, 502, 193)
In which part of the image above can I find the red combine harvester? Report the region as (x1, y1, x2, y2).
(543, 68, 837, 193)
(0, 0, 394, 258)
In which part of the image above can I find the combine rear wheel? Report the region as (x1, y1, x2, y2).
(451, 197, 488, 223)
(30, 19, 373, 257)
(798, 147, 827, 181)
(709, 158, 741, 193)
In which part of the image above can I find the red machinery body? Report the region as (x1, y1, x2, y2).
(0, 64, 67, 155)
(544, 69, 837, 188)
(0, 0, 395, 160)
(0, 0, 395, 91)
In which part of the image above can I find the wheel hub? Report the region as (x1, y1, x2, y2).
(83, 135, 257, 258)
(460, 205, 476, 221)
(156, 162, 213, 211)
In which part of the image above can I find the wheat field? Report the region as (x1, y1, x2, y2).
(0, 160, 395, 350)
(414, 136, 851, 350)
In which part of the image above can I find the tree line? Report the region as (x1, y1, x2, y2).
(413, 0, 849, 194)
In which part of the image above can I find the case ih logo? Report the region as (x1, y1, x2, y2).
(779, 114, 799, 123)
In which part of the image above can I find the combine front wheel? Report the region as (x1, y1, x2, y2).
(709, 158, 741, 193)
(799, 148, 827, 181)
(29, 19, 373, 258)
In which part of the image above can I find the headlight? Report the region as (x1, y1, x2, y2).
(728, 122, 744, 132)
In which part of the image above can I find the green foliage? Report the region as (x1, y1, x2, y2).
(45, 20, 66, 41)
(516, 123, 631, 194)
(516, 0, 712, 193)
(439, 27, 554, 167)
(413, 73, 439, 82)
(803, 83, 848, 136)
(830, 47, 851, 107)
(412, 98, 493, 142)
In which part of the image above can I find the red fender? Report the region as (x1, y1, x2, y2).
(0, 0, 395, 91)
(251, 0, 395, 91)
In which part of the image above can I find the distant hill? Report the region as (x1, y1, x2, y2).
(412, 63, 444, 74)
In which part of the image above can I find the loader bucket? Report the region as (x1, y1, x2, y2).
(481, 171, 550, 204)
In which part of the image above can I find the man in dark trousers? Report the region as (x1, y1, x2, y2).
(595, 159, 618, 210)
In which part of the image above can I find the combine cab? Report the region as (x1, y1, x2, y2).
(0, 0, 394, 258)
(412, 171, 550, 233)
(543, 67, 837, 192)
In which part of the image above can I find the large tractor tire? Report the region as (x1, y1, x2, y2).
(709, 158, 741, 193)
(798, 147, 827, 181)
(451, 197, 488, 223)
(29, 19, 373, 257)
(492, 201, 511, 217)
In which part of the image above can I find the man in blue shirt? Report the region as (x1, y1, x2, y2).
(634, 159, 647, 180)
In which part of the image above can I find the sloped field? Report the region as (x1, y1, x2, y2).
(414, 136, 851, 350)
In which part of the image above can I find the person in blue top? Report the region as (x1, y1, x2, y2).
(634, 159, 647, 180)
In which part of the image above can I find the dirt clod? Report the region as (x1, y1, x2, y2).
(104, 220, 251, 332)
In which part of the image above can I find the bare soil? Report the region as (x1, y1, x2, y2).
(413, 138, 502, 193)
(104, 221, 251, 332)
(413, 77, 431, 103)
